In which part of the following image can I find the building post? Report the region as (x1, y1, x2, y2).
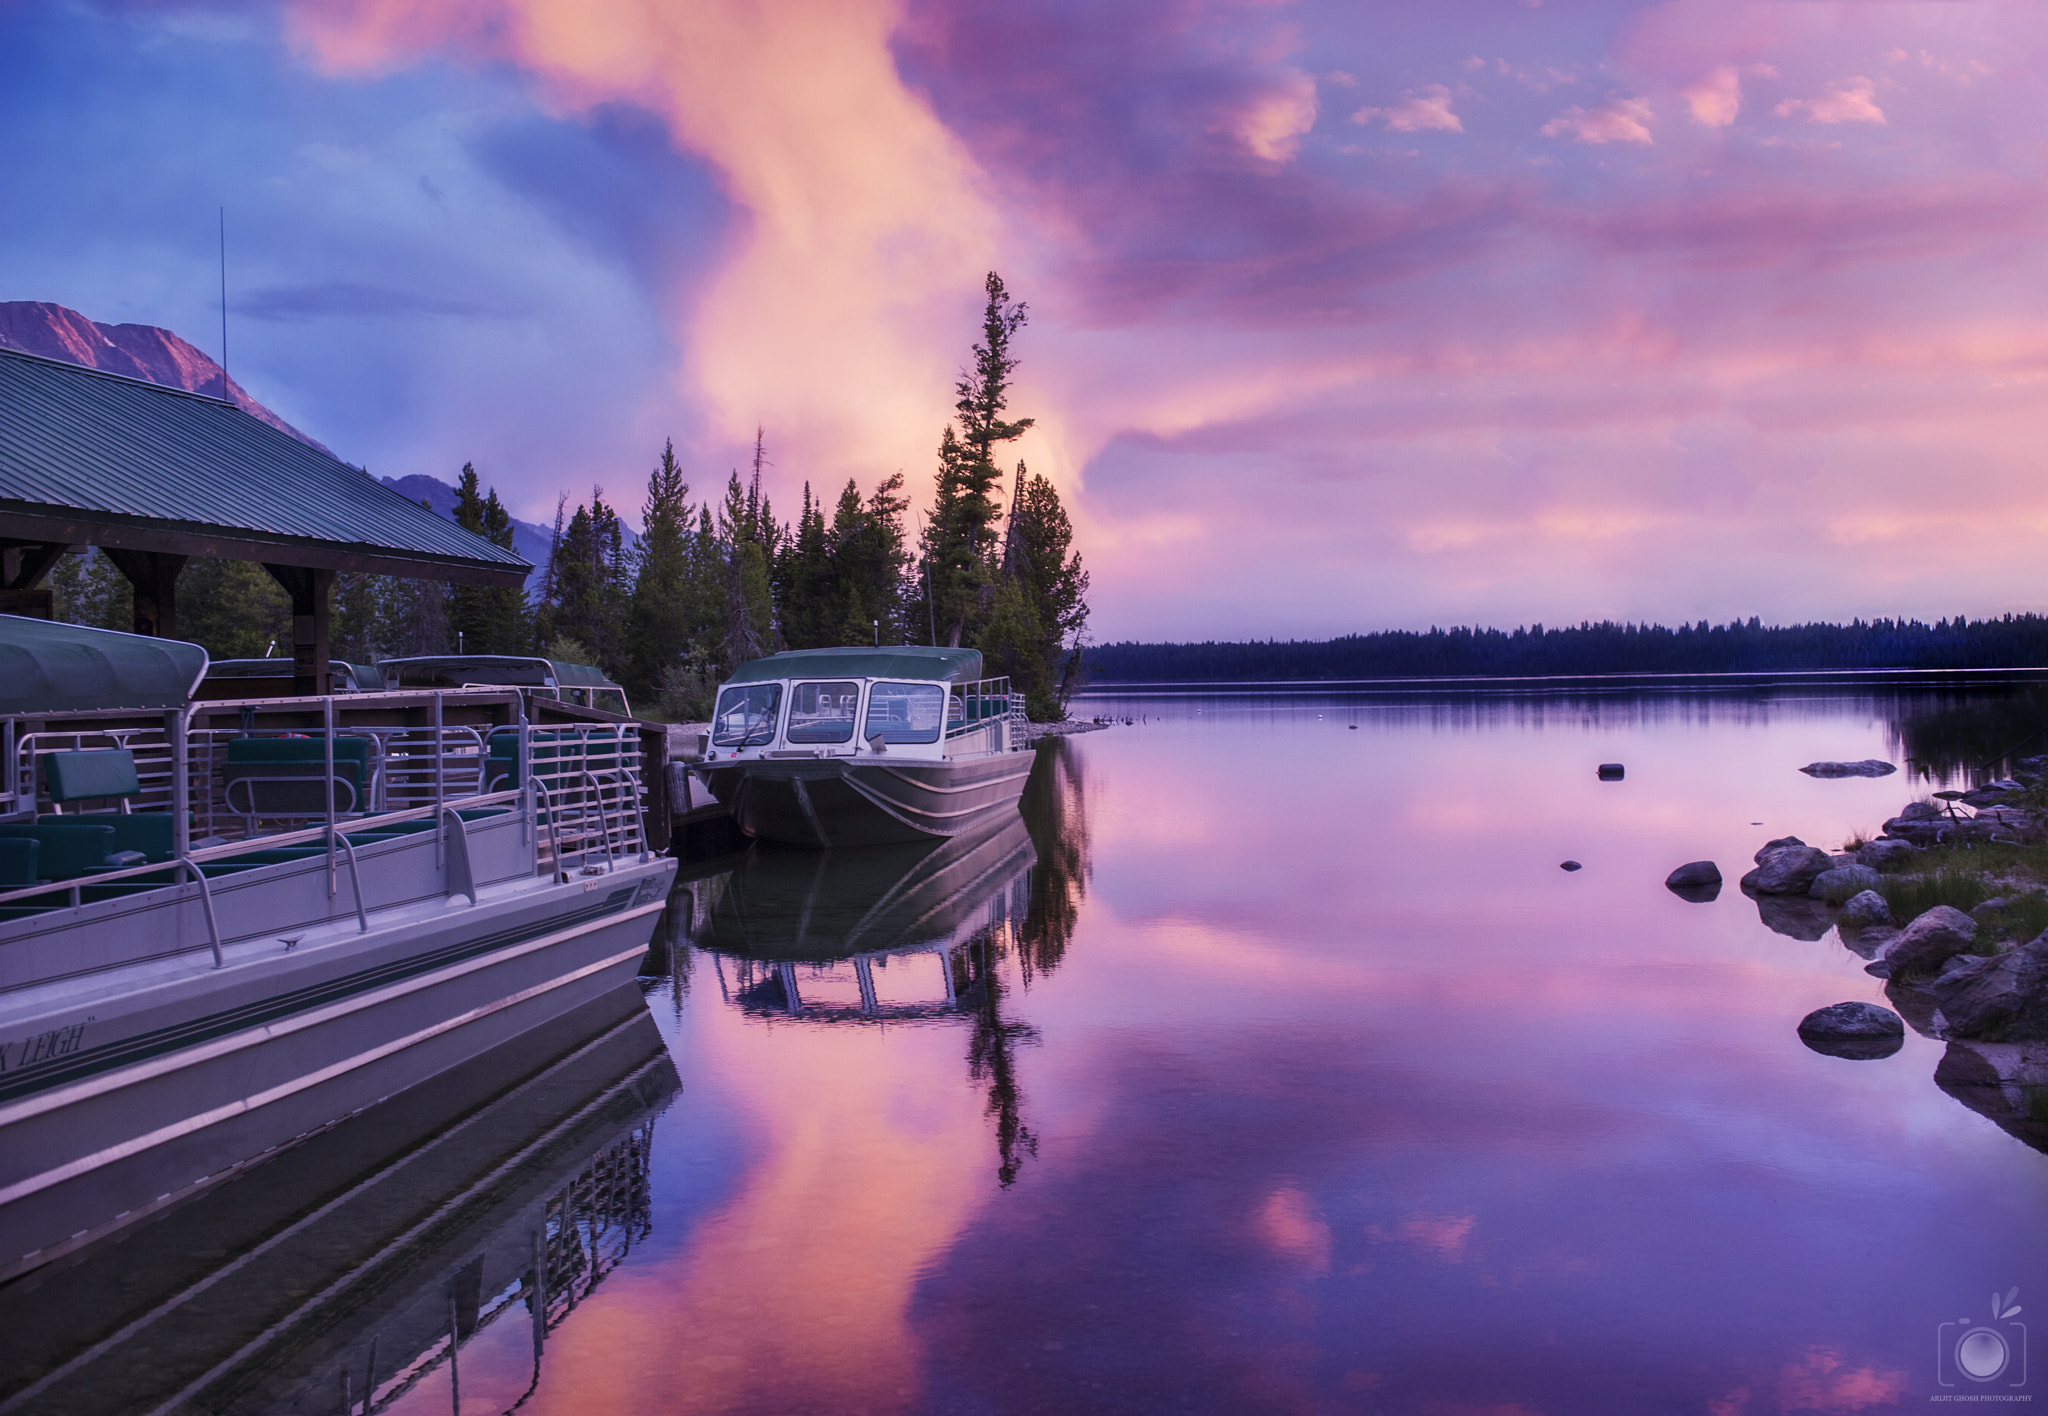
(262, 564, 334, 695)
(0, 541, 69, 619)
(101, 548, 188, 637)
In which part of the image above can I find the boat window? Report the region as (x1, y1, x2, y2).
(862, 681, 945, 744)
(787, 681, 860, 743)
(712, 684, 783, 747)
(592, 688, 631, 716)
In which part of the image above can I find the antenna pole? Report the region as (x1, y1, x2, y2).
(217, 207, 229, 402)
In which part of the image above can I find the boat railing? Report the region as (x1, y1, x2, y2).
(0, 689, 650, 947)
(942, 676, 1030, 751)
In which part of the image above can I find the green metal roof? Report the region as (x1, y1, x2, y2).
(0, 614, 208, 715)
(724, 646, 985, 685)
(0, 347, 530, 586)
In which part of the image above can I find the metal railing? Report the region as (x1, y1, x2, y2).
(943, 677, 1029, 750)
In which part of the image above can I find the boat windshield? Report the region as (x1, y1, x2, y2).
(713, 684, 782, 747)
(862, 681, 945, 745)
(788, 680, 860, 743)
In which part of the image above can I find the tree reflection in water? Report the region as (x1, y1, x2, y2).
(676, 736, 1093, 1191)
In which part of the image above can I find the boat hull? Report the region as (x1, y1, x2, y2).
(701, 751, 1033, 847)
(0, 855, 676, 1283)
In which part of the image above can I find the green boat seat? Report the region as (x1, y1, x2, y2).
(35, 812, 174, 863)
(221, 847, 330, 865)
(222, 736, 370, 817)
(43, 748, 142, 806)
(0, 823, 115, 880)
(0, 838, 39, 889)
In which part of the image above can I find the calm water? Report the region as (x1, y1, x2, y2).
(23, 683, 2048, 1414)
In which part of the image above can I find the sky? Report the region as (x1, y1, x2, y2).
(6, 0, 2048, 642)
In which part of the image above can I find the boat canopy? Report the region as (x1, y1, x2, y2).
(0, 614, 209, 714)
(378, 655, 619, 692)
(723, 646, 985, 685)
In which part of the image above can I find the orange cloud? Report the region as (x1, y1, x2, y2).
(288, 0, 999, 490)
(1684, 65, 1742, 127)
(1232, 69, 1319, 161)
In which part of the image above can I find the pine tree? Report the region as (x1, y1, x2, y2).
(992, 468, 1090, 719)
(47, 548, 131, 631)
(448, 463, 531, 655)
(923, 273, 1032, 646)
(626, 439, 706, 701)
(774, 483, 835, 650)
(544, 488, 629, 674)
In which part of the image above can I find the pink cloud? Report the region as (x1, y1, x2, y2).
(1776, 77, 1885, 125)
(1775, 1347, 1908, 1412)
(1353, 83, 1464, 134)
(1684, 65, 1742, 127)
(1541, 96, 1654, 144)
(1368, 1211, 1478, 1261)
(1230, 69, 1318, 161)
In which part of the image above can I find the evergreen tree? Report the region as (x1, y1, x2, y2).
(626, 439, 721, 702)
(717, 434, 781, 664)
(448, 463, 532, 655)
(994, 467, 1090, 718)
(47, 548, 131, 631)
(923, 273, 1032, 646)
(175, 558, 294, 661)
(543, 488, 630, 674)
(774, 483, 835, 650)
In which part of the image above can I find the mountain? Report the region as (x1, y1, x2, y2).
(0, 300, 331, 453)
(378, 474, 555, 593)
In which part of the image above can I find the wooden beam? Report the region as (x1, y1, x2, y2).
(101, 548, 188, 638)
(0, 508, 528, 588)
(0, 541, 68, 591)
(262, 563, 333, 697)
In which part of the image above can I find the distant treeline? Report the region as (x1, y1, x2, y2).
(1086, 616, 2048, 682)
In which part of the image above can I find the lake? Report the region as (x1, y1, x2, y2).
(16, 677, 2048, 1414)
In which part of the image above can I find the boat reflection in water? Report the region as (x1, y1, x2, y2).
(0, 982, 676, 1416)
(671, 737, 1090, 1187)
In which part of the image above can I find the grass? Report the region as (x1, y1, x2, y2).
(1872, 837, 2048, 947)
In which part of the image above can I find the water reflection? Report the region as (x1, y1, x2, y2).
(0, 986, 676, 1415)
(670, 740, 1092, 1193)
(1889, 684, 2048, 783)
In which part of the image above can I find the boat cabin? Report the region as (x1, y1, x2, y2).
(705, 647, 1022, 762)
(379, 655, 630, 717)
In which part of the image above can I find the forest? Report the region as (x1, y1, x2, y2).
(1086, 617, 2048, 683)
(45, 274, 1090, 721)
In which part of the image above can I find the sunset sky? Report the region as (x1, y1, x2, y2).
(7, 0, 2048, 641)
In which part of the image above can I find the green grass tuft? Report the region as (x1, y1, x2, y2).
(1877, 866, 1993, 923)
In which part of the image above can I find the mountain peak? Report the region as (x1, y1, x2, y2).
(0, 300, 330, 454)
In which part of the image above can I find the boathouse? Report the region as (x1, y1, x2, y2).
(0, 345, 529, 693)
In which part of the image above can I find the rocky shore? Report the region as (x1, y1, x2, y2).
(1732, 755, 2048, 1151)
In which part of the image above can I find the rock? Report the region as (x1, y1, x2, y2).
(1838, 889, 1893, 931)
(1799, 759, 1897, 778)
(1597, 763, 1624, 780)
(1755, 835, 1808, 863)
(1754, 892, 1836, 941)
(1739, 867, 1762, 892)
(1797, 1001, 1905, 1059)
(1961, 780, 2023, 808)
(1559, 860, 1582, 872)
(1878, 906, 1980, 979)
(1665, 860, 1722, 889)
(1809, 864, 1880, 903)
(1972, 897, 2012, 920)
(1928, 934, 2048, 1041)
(1827, 852, 1859, 869)
(1856, 838, 1921, 873)
(1933, 1042, 2048, 1154)
(1754, 844, 1834, 895)
(1898, 801, 1943, 821)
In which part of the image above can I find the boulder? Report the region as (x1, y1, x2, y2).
(1559, 860, 1582, 872)
(1665, 860, 1722, 889)
(1897, 801, 1943, 821)
(1928, 934, 2048, 1041)
(1797, 1001, 1905, 1059)
(1799, 759, 1897, 778)
(1885, 976, 1946, 1037)
(1839, 889, 1892, 931)
(1755, 835, 1808, 864)
(1878, 906, 1979, 979)
(1856, 838, 1921, 873)
(1754, 844, 1834, 895)
(1597, 763, 1624, 780)
(1809, 864, 1880, 903)
(1827, 852, 1859, 869)
(1961, 781, 2024, 808)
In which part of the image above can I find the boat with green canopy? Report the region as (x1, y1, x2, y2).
(692, 646, 1033, 848)
(0, 615, 674, 1283)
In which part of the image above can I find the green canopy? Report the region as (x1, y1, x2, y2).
(724, 646, 985, 685)
(0, 614, 209, 714)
